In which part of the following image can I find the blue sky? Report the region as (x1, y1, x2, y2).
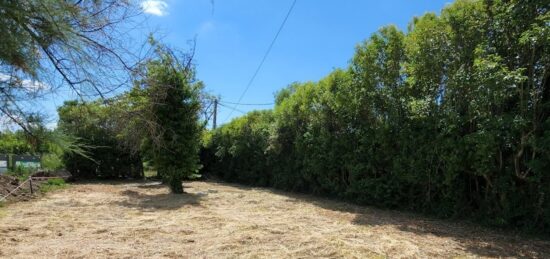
(40, 0, 452, 127)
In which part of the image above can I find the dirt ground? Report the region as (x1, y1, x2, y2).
(0, 175, 44, 203)
(0, 181, 548, 258)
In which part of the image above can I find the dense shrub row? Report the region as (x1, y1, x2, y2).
(202, 0, 550, 233)
(57, 101, 144, 179)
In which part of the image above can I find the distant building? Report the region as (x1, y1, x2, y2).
(13, 155, 41, 169)
(0, 154, 7, 174)
(0, 154, 41, 174)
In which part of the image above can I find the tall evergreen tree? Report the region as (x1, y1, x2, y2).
(138, 43, 203, 193)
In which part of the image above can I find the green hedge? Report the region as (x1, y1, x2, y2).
(57, 101, 144, 179)
(202, 0, 550, 234)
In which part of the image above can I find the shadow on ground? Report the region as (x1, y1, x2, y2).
(217, 180, 550, 259)
(114, 182, 203, 211)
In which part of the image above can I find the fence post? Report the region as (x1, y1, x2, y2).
(29, 177, 34, 194)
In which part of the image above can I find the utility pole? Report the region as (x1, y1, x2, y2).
(213, 98, 217, 129)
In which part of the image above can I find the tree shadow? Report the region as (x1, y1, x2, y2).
(71, 179, 151, 185)
(214, 180, 550, 258)
(115, 183, 203, 211)
(135, 182, 167, 190)
(349, 206, 550, 258)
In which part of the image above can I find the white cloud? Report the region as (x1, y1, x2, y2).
(0, 73, 49, 92)
(21, 79, 48, 91)
(141, 0, 168, 16)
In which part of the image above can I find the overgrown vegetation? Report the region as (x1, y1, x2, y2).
(57, 101, 144, 179)
(202, 0, 550, 234)
(55, 41, 203, 192)
(39, 178, 68, 193)
(0, 129, 77, 174)
(0, 131, 32, 154)
(6, 165, 35, 181)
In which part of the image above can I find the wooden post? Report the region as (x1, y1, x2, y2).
(29, 177, 33, 194)
(213, 98, 218, 129)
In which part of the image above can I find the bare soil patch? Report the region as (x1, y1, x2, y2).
(0, 175, 42, 203)
(0, 180, 548, 258)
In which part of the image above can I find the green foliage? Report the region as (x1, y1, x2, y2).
(39, 178, 68, 193)
(6, 165, 35, 181)
(133, 41, 203, 193)
(52, 40, 204, 187)
(0, 0, 76, 76)
(206, 110, 274, 186)
(57, 101, 144, 179)
(202, 0, 550, 234)
(41, 153, 63, 170)
(0, 0, 137, 139)
(0, 125, 94, 173)
(0, 131, 32, 154)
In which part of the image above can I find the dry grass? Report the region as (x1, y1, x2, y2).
(0, 180, 548, 258)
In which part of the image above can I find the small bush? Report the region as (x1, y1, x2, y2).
(41, 153, 64, 170)
(39, 178, 68, 193)
(7, 165, 35, 181)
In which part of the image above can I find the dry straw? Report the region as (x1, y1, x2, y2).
(0, 181, 548, 258)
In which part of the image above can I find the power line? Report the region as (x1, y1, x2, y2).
(218, 102, 247, 115)
(224, 0, 297, 121)
(219, 100, 274, 106)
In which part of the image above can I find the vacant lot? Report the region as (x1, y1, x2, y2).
(0, 181, 548, 258)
